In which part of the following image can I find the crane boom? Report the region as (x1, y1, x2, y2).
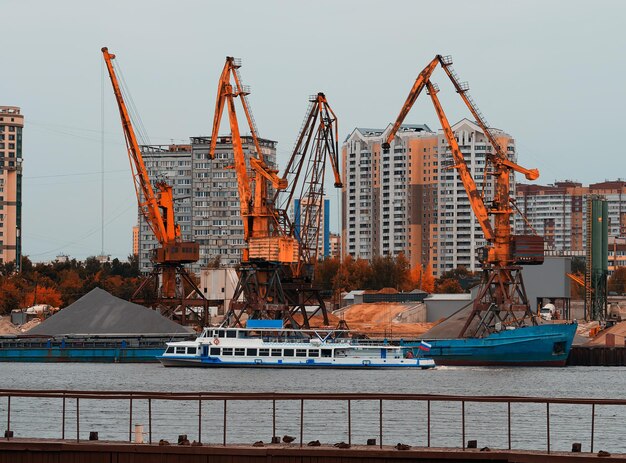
(101, 47, 173, 245)
(383, 56, 440, 149)
(426, 81, 494, 241)
(209, 56, 294, 264)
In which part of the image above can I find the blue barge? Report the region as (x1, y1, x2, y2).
(405, 323, 577, 367)
(0, 335, 191, 363)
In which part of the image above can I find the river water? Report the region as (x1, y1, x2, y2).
(0, 363, 624, 453)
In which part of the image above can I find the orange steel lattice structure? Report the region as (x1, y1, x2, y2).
(384, 55, 543, 337)
(209, 58, 341, 328)
(102, 47, 208, 325)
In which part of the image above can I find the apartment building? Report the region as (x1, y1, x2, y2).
(341, 119, 516, 275)
(329, 233, 341, 258)
(0, 106, 23, 271)
(516, 180, 626, 254)
(341, 123, 438, 270)
(436, 119, 516, 273)
(137, 136, 278, 275)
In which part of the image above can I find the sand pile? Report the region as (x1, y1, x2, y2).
(0, 316, 20, 335)
(335, 303, 432, 337)
(585, 321, 626, 347)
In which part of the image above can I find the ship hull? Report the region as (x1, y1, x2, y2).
(406, 324, 577, 367)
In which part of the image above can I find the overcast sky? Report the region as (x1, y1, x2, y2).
(3, 0, 624, 262)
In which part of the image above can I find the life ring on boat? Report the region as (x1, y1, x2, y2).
(213, 338, 220, 346)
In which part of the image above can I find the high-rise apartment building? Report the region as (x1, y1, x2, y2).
(435, 119, 516, 273)
(342, 123, 438, 271)
(0, 106, 23, 271)
(137, 136, 278, 275)
(341, 119, 515, 275)
(516, 180, 626, 254)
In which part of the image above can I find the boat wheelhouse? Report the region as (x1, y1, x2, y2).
(159, 320, 435, 369)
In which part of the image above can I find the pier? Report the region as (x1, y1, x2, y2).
(0, 389, 625, 461)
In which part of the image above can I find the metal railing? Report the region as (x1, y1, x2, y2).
(0, 389, 623, 454)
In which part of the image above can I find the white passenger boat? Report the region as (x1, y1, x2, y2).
(159, 320, 436, 369)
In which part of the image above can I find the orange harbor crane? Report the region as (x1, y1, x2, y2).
(384, 55, 544, 338)
(102, 47, 208, 325)
(209, 58, 342, 328)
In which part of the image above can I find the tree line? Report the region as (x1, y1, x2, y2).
(0, 256, 143, 315)
(314, 254, 477, 295)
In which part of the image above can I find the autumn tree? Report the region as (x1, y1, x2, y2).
(608, 267, 626, 295)
(23, 285, 63, 307)
(421, 264, 436, 293)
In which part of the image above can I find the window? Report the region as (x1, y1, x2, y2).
(283, 349, 294, 357)
(210, 347, 220, 355)
(226, 330, 237, 338)
(217, 330, 225, 338)
(259, 348, 270, 357)
(166, 347, 174, 354)
(321, 349, 332, 358)
(175, 347, 186, 354)
(309, 349, 319, 358)
(235, 348, 245, 356)
(187, 347, 197, 355)
(246, 348, 258, 356)
(271, 349, 282, 357)
(222, 348, 233, 356)
(296, 349, 307, 357)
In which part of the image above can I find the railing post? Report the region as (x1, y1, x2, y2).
(223, 399, 227, 446)
(507, 402, 511, 450)
(461, 400, 465, 450)
(6, 396, 10, 440)
(129, 395, 133, 442)
(272, 399, 276, 439)
(379, 399, 383, 449)
(300, 399, 304, 448)
(427, 400, 431, 448)
(62, 394, 66, 440)
(347, 399, 351, 446)
(546, 402, 550, 454)
(198, 397, 202, 443)
(148, 398, 152, 444)
(591, 403, 595, 454)
(76, 397, 80, 442)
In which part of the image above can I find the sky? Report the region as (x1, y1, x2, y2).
(2, 0, 625, 262)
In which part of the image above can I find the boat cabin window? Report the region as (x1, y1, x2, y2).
(226, 330, 237, 338)
(217, 330, 225, 338)
(210, 347, 220, 355)
(259, 348, 270, 357)
(296, 349, 307, 357)
(187, 347, 197, 355)
(222, 348, 233, 356)
(309, 349, 319, 358)
(235, 348, 245, 356)
(283, 349, 294, 357)
(166, 347, 175, 354)
(321, 349, 332, 358)
(271, 349, 282, 357)
(175, 347, 186, 354)
(246, 348, 257, 356)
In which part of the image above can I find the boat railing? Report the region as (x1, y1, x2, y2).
(0, 389, 622, 454)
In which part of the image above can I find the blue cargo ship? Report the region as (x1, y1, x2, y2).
(405, 323, 577, 366)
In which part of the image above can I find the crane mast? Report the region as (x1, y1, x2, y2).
(276, 92, 342, 279)
(386, 55, 544, 337)
(209, 58, 341, 329)
(102, 47, 207, 326)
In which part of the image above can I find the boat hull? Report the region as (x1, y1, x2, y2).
(159, 356, 436, 369)
(406, 324, 577, 367)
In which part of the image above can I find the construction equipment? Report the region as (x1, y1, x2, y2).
(102, 47, 208, 325)
(385, 55, 544, 337)
(209, 58, 341, 328)
(275, 92, 342, 280)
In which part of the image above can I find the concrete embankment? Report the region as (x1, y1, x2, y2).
(1, 439, 624, 463)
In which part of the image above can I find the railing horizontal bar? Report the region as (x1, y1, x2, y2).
(0, 389, 623, 406)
